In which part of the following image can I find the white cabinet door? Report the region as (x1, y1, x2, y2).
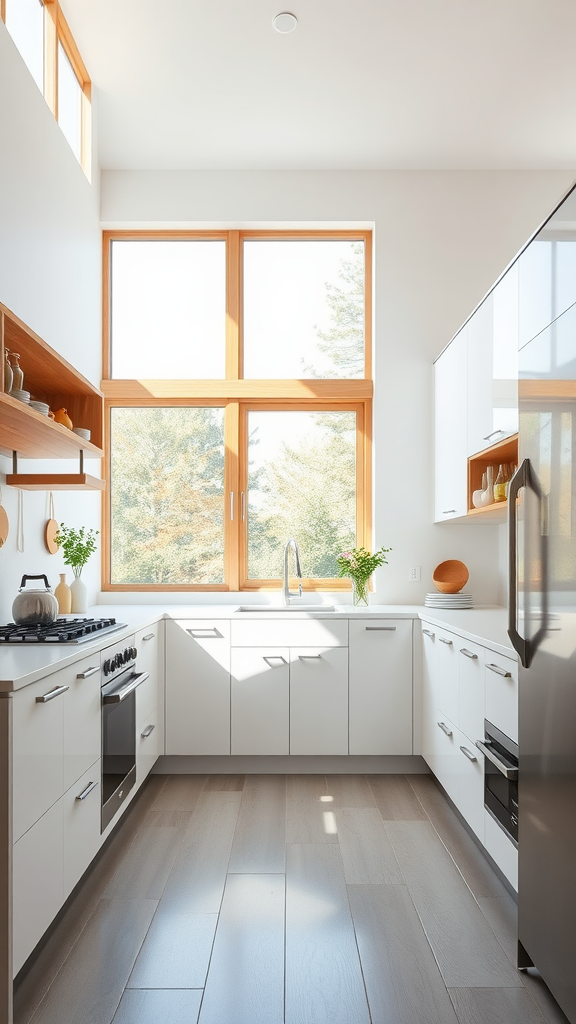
(136, 622, 163, 728)
(13, 798, 63, 976)
(349, 620, 412, 755)
(467, 297, 494, 456)
(165, 619, 230, 755)
(62, 655, 101, 793)
(231, 618, 348, 648)
(518, 239, 553, 349)
(290, 648, 348, 755)
(137, 708, 160, 783)
(436, 631, 459, 725)
(434, 329, 468, 520)
(231, 648, 289, 755)
(485, 655, 518, 743)
(12, 673, 66, 843)
(63, 763, 101, 900)
(454, 728, 484, 841)
(421, 623, 438, 764)
(457, 640, 485, 745)
(431, 715, 459, 806)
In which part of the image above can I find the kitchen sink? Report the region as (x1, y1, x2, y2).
(237, 605, 336, 613)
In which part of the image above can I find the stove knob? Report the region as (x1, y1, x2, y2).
(103, 659, 111, 676)
(124, 648, 131, 663)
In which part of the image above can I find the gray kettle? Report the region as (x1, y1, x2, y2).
(12, 575, 59, 626)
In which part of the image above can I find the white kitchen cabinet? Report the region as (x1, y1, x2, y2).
(62, 763, 101, 899)
(165, 619, 231, 755)
(485, 654, 518, 743)
(484, 810, 518, 889)
(467, 289, 518, 457)
(436, 629, 459, 725)
(12, 797, 63, 976)
(420, 624, 438, 762)
(137, 707, 160, 783)
(12, 672, 66, 843)
(231, 617, 347, 648)
(348, 620, 412, 755)
(434, 328, 468, 521)
(231, 648, 289, 755)
(62, 654, 101, 793)
(518, 239, 553, 350)
(431, 714, 459, 807)
(290, 647, 348, 755)
(135, 622, 163, 729)
(457, 639, 485, 745)
(454, 726, 484, 841)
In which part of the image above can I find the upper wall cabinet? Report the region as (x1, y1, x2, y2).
(518, 237, 576, 351)
(434, 328, 468, 521)
(467, 275, 518, 457)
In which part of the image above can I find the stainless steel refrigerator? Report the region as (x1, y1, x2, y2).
(508, 186, 576, 1023)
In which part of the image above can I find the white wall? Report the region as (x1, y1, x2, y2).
(101, 169, 574, 605)
(0, 24, 102, 623)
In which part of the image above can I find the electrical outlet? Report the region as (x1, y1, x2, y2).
(408, 566, 421, 582)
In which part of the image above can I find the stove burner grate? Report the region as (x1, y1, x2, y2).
(0, 617, 121, 643)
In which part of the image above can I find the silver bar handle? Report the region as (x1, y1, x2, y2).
(476, 740, 518, 780)
(142, 632, 155, 642)
(241, 491, 246, 521)
(36, 684, 69, 703)
(299, 654, 322, 660)
(76, 666, 99, 679)
(365, 626, 396, 631)
(460, 648, 478, 660)
(141, 724, 155, 739)
(422, 629, 435, 638)
(460, 745, 477, 762)
(187, 627, 223, 639)
(486, 662, 512, 678)
(438, 637, 453, 646)
(483, 428, 506, 441)
(103, 671, 149, 704)
(437, 721, 452, 737)
(442, 509, 457, 514)
(76, 781, 98, 801)
(263, 656, 287, 667)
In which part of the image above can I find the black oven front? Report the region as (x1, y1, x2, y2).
(476, 720, 518, 846)
(101, 638, 149, 832)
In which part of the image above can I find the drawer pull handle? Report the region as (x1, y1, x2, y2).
(437, 721, 452, 737)
(77, 666, 99, 679)
(438, 638, 453, 646)
(460, 745, 477, 762)
(263, 656, 287, 667)
(442, 509, 457, 514)
(36, 684, 69, 703)
(142, 632, 156, 641)
(422, 629, 435, 638)
(486, 662, 512, 678)
(141, 724, 155, 739)
(460, 648, 478, 660)
(483, 429, 505, 442)
(76, 781, 98, 801)
(299, 654, 322, 660)
(365, 626, 396, 631)
(187, 628, 223, 639)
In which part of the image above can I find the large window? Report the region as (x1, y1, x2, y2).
(103, 231, 373, 591)
(2, 0, 91, 173)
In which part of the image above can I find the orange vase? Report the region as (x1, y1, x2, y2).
(53, 408, 73, 429)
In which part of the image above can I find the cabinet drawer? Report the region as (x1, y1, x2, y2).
(165, 619, 230, 755)
(290, 647, 348, 755)
(12, 674, 66, 843)
(431, 714, 459, 806)
(349, 619, 412, 755)
(485, 654, 518, 743)
(136, 670, 159, 729)
(231, 648, 289, 755)
(63, 654, 101, 793)
(135, 622, 161, 676)
(436, 630, 459, 725)
(453, 728, 484, 841)
(13, 798, 63, 976)
(137, 708, 160, 784)
(63, 763, 101, 900)
(231, 618, 348, 649)
(457, 640, 485, 745)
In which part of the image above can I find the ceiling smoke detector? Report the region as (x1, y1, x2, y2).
(273, 12, 298, 33)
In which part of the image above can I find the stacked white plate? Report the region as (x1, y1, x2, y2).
(30, 400, 50, 416)
(10, 389, 30, 404)
(425, 592, 473, 609)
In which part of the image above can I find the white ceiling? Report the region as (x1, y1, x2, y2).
(62, 0, 576, 171)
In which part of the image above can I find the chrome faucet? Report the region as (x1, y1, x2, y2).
(283, 539, 303, 606)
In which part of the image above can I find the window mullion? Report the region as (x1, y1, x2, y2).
(226, 231, 241, 380)
(224, 401, 240, 590)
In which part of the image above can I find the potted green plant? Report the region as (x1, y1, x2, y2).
(336, 545, 391, 606)
(55, 524, 99, 614)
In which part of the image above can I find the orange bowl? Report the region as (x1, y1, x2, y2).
(432, 559, 469, 594)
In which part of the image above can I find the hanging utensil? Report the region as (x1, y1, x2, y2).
(0, 487, 9, 548)
(44, 492, 59, 554)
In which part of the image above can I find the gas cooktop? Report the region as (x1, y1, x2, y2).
(0, 617, 126, 644)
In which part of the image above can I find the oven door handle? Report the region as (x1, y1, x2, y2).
(102, 671, 149, 704)
(475, 740, 518, 780)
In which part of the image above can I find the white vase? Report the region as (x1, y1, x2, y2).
(70, 574, 87, 614)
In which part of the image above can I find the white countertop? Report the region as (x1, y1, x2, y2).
(0, 603, 513, 691)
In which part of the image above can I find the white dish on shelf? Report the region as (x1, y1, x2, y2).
(10, 390, 30, 403)
(72, 427, 91, 441)
(30, 401, 50, 416)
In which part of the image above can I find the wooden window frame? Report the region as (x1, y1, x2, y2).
(102, 230, 373, 592)
(1, 0, 91, 176)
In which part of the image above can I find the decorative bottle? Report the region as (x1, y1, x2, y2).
(70, 570, 88, 614)
(494, 464, 507, 503)
(3, 349, 13, 393)
(9, 352, 23, 391)
(55, 573, 71, 615)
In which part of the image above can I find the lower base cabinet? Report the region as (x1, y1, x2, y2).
(63, 763, 101, 900)
(290, 647, 348, 755)
(13, 799, 64, 976)
(484, 810, 518, 889)
(231, 648, 289, 755)
(137, 707, 161, 783)
(426, 715, 484, 842)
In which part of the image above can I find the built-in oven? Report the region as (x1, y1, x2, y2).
(476, 720, 518, 846)
(100, 637, 149, 832)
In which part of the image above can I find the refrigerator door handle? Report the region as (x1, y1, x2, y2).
(508, 458, 547, 669)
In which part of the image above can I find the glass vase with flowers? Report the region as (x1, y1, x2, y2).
(336, 545, 391, 606)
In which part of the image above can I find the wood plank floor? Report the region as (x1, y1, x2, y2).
(14, 774, 570, 1024)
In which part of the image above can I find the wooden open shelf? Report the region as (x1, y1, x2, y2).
(1, 303, 105, 490)
(5, 474, 105, 491)
(466, 433, 518, 522)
